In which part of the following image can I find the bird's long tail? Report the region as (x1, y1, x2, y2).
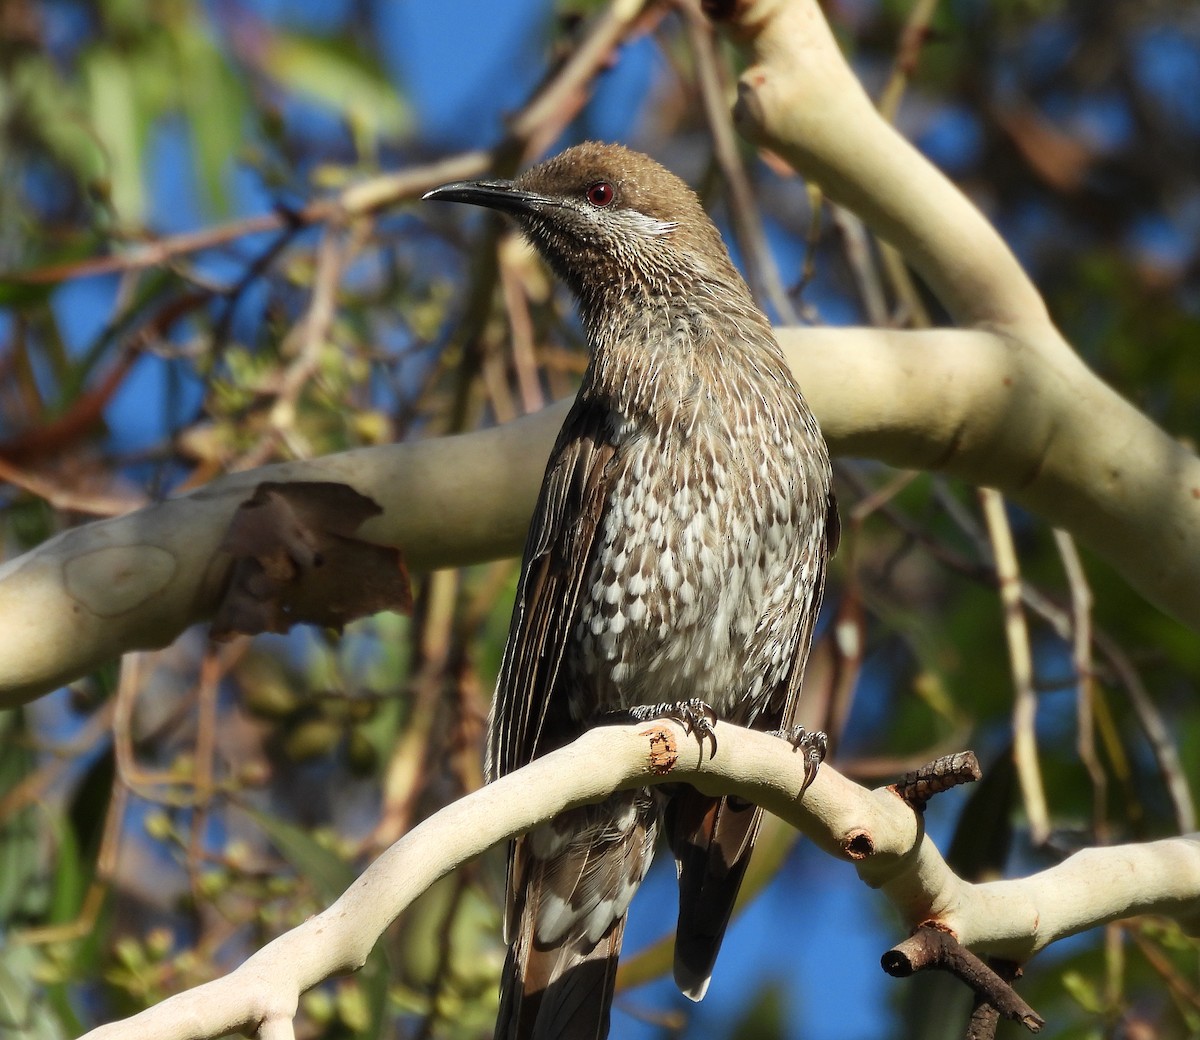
(667, 788, 762, 1001)
(496, 793, 657, 1040)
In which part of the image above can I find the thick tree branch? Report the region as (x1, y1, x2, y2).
(2, 324, 1198, 704)
(703, 0, 1200, 624)
(76, 720, 1200, 1040)
(708, 0, 1048, 334)
(3, 0, 1199, 704)
(0, 412, 551, 705)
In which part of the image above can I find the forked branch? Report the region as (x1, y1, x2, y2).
(76, 720, 1200, 1040)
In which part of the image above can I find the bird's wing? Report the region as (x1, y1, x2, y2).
(488, 395, 633, 1040)
(488, 393, 618, 784)
(670, 487, 839, 1000)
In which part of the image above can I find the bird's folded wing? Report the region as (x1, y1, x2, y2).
(488, 393, 620, 784)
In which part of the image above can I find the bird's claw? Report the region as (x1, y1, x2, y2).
(627, 698, 719, 758)
(770, 726, 828, 794)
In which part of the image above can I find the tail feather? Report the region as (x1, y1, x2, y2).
(497, 912, 627, 1040)
(667, 788, 762, 1001)
(496, 795, 655, 1040)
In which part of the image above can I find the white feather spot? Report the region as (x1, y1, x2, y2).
(537, 892, 577, 945)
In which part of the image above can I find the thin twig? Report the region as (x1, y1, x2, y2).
(876, 0, 943, 121)
(498, 242, 546, 416)
(980, 488, 1049, 846)
(0, 456, 149, 516)
(830, 469, 921, 745)
(965, 958, 1023, 1040)
(113, 653, 211, 805)
(186, 645, 243, 905)
(684, 1, 800, 323)
(8, 155, 492, 287)
(882, 925, 1043, 1033)
(0, 698, 116, 822)
(1127, 923, 1200, 1013)
(849, 469, 922, 524)
(874, 0, 942, 327)
(831, 205, 891, 325)
(234, 227, 353, 469)
(366, 569, 460, 853)
(209, 217, 307, 354)
(17, 768, 129, 945)
(1096, 633, 1197, 833)
(510, 0, 658, 153)
(826, 595, 864, 749)
(1053, 529, 1107, 839)
(891, 751, 982, 812)
(0, 290, 209, 463)
(861, 475, 1185, 834)
(789, 181, 825, 312)
(412, 869, 476, 1040)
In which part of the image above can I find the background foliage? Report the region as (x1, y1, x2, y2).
(0, 0, 1198, 1037)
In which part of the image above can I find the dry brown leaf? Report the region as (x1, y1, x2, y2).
(994, 104, 1094, 193)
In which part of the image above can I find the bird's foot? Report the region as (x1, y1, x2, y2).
(770, 726, 828, 794)
(626, 698, 719, 758)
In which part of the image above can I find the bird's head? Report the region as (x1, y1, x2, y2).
(424, 142, 738, 308)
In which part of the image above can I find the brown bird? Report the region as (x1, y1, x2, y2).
(425, 142, 837, 1040)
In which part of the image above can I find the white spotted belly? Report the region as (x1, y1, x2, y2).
(569, 424, 820, 722)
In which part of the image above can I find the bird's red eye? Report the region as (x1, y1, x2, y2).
(586, 181, 615, 207)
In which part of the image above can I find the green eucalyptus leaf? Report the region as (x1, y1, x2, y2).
(240, 807, 355, 904)
(261, 35, 410, 140)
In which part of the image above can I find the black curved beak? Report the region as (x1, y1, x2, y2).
(423, 179, 550, 216)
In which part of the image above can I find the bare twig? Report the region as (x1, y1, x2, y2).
(831, 205, 891, 325)
(844, 465, 1192, 842)
(498, 241, 545, 417)
(0, 290, 209, 464)
(186, 644, 246, 901)
(1127, 923, 1200, 1013)
(412, 869, 476, 1040)
(882, 925, 1043, 1033)
(209, 219, 307, 354)
(684, 1, 799, 323)
(876, 0, 943, 122)
(872, 0, 941, 327)
(1097, 634, 1197, 833)
(965, 959, 1023, 1040)
(891, 751, 982, 812)
(367, 569, 459, 853)
(8, 156, 492, 288)
(980, 488, 1049, 846)
(10, 0, 645, 292)
(113, 654, 179, 799)
(1054, 529, 1107, 838)
(510, 0, 657, 153)
(234, 227, 353, 469)
(0, 457, 148, 516)
(17, 767, 129, 946)
(0, 697, 115, 821)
